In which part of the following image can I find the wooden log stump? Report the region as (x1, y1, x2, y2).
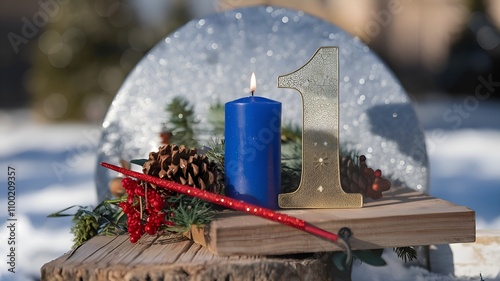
(41, 234, 338, 281)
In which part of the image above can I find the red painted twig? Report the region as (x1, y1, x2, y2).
(101, 162, 351, 251)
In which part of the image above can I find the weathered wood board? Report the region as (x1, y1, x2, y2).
(190, 187, 475, 255)
(41, 234, 335, 281)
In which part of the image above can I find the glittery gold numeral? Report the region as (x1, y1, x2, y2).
(278, 47, 362, 208)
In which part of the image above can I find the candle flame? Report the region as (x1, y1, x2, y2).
(250, 73, 256, 95)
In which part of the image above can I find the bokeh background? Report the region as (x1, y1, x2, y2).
(2, 0, 500, 120)
(1, 0, 499, 280)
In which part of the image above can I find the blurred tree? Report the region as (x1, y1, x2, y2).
(437, 0, 500, 98)
(27, 0, 191, 122)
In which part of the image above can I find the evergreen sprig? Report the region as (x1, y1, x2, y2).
(393, 246, 418, 263)
(167, 195, 215, 233)
(281, 122, 302, 143)
(204, 138, 225, 171)
(281, 140, 302, 193)
(206, 102, 225, 137)
(163, 96, 199, 148)
(48, 198, 127, 249)
(70, 209, 99, 249)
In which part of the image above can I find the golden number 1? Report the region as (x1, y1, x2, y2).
(278, 47, 363, 208)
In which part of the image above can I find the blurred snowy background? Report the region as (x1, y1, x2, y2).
(1, 0, 500, 280)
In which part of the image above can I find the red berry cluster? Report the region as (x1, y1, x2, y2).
(119, 177, 174, 243)
(359, 155, 391, 199)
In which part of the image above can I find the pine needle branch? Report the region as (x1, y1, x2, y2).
(56, 197, 127, 249)
(207, 102, 225, 138)
(393, 247, 418, 263)
(164, 96, 199, 148)
(167, 195, 215, 233)
(204, 138, 225, 170)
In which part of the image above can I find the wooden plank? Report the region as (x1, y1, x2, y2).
(65, 235, 121, 264)
(79, 234, 128, 263)
(190, 187, 476, 255)
(42, 233, 336, 281)
(110, 234, 158, 265)
(129, 234, 192, 265)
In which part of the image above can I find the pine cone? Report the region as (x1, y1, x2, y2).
(143, 144, 223, 194)
(340, 155, 391, 199)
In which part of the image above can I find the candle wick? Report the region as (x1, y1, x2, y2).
(251, 90, 255, 97)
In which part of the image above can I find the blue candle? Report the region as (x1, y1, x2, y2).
(224, 73, 281, 209)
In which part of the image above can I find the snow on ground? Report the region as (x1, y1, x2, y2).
(0, 111, 98, 281)
(416, 99, 500, 231)
(0, 101, 499, 280)
(428, 129, 500, 230)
